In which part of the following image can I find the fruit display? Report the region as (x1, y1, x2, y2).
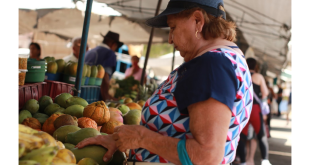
(19, 91, 149, 164)
(19, 124, 76, 165)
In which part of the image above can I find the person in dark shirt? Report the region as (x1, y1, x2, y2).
(277, 84, 283, 116)
(84, 31, 123, 101)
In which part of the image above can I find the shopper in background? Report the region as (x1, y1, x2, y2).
(29, 42, 42, 61)
(237, 58, 271, 165)
(276, 83, 283, 116)
(286, 90, 292, 125)
(63, 37, 89, 63)
(84, 31, 123, 101)
(124, 55, 147, 84)
(266, 80, 276, 137)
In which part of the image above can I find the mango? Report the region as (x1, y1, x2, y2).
(24, 99, 39, 114)
(53, 125, 81, 143)
(54, 93, 73, 108)
(71, 146, 111, 165)
(66, 128, 101, 145)
(19, 110, 32, 123)
(65, 96, 88, 108)
(39, 96, 53, 113)
(45, 103, 61, 116)
(64, 105, 84, 118)
(78, 158, 99, 165)
(123, 109, 141, 125)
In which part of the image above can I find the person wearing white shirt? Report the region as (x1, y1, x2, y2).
(63, 37, 89, 63)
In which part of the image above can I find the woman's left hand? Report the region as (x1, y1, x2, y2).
(112, 125, 145, 152)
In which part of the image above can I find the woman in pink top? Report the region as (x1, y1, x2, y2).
(125, 55, 147, 84)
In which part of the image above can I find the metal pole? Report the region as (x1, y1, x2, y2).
(74, 0, 93, 96)
(171, 47, 176, 72)
(140, 0, 162, 85)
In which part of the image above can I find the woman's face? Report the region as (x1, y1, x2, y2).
(167, 14, 198, 61)
(29, 45, 40, 58)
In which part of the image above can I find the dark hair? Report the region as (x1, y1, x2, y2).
(131, 55, 139, 61)
(246, 58, 257, 70)
(29, 42, 41, 56)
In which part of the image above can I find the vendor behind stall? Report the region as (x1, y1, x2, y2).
(29, 42, 42, 61)
(84, 31, 123, 101)
(63, 37, 89, 63)
(124, 55, 147, 84)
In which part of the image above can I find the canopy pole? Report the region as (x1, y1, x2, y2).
(74, 0, 93, 96)
(171, 47, 176, 72)
(140, 0, 162, 85)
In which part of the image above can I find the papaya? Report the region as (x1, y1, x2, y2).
(19, 110, 32, 123)
(108, 150, 126, 165)
(65, 97, 88, 108)
(69, 62, 78, 76)
(83, 65, 88, 77)
(97, 65, 105, 79)
(90, 65, 98, 78)
(39, 96, 53, 113)
(56, 59, 66, 73)
(54, 115, 78, 130)
(123, 109, 141, 125)
(47, 61, 58, 74)
(44, 56, 54, 63)
(87, 65, 91, 77)
(24, 99, 39, 114)
(53, 125, 81, 143)
(71, 146, 111, 165)
(54, 93, 73, 108)
(45, 103, 61, 116)
(78, 158, 99, 165)
(64, 105, 84, 118)
(66, 128, 101, 145)
(64, 143, 76, 150)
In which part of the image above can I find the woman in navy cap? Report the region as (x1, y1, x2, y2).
(76, 0, 255, 165)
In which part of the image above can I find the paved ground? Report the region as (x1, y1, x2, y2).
(233, 113, 292, 165)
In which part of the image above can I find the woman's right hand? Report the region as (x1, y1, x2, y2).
(75, 135, 117, 162)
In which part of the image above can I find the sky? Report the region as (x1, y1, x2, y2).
(19, 0, 121, 16)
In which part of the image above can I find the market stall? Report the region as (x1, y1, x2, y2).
(19, 0, 155, 164)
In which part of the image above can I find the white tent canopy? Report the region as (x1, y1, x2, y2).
(96, 0, 291, 75)
(19, 8, 169, 44)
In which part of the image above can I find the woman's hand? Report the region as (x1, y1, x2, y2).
(112, 125, 145, 152)
(75, 135, 117, 162)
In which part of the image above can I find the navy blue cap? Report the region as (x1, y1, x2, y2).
(146, 0, 226, 28)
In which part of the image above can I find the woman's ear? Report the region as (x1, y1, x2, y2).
(192, 10, 204, 32)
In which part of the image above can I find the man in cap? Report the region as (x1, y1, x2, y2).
(63, 37, 89, 63)
(84, 31, 123, 101)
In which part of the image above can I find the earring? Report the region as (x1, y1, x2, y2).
(195, 30, 200, 39)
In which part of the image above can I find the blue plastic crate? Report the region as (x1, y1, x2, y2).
(80, 85, 101, 104)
